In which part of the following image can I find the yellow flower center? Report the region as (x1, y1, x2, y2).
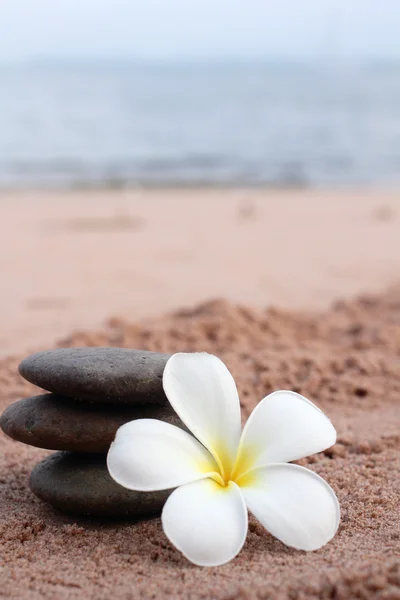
(209, 441, 258, 488)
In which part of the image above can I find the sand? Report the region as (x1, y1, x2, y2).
(1, 284, 400, 599)
(1, 188, 399, 597)
(1, 188, 400, 355)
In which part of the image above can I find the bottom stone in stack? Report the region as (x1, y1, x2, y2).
(30, 452, 172, 518)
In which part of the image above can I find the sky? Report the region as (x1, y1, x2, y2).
(1, 0, 400, 63)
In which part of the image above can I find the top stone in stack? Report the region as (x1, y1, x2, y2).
(1, 348, 183, 518)
(19, 347, 171, 405)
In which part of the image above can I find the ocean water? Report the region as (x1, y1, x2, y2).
(1, 62, 400, 188)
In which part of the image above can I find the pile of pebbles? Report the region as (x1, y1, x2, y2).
(0, 348, 183, 518)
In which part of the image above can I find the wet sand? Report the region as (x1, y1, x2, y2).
(1, 188, 400, 355)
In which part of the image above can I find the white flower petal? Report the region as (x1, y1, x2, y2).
(163, 353, 241, 479)
(234, 390, 336, 474)
(107, 419, 219, 491)
(162, 478, 248, 567)
(239, 463, 340, 551)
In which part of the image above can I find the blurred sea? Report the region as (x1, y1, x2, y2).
(1, 62, 400, 189)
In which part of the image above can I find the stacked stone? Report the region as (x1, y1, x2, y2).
(0, 348, 183, 519)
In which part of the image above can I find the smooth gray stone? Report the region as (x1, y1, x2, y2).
(30, 452, 172, 518)
(19, 348, 171, 405)
(1, 394, 183, 453)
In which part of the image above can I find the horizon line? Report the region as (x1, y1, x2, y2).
(2, 55, 400, 68)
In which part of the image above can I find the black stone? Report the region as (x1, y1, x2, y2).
(1, 394, 183, 453)
(19, 348, 171, 405)
(30, 452, 172, 518)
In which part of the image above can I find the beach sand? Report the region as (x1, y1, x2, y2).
(0, 188, 400, 598)
(1, 286, 400, 598)
(1, 188, 400, 355)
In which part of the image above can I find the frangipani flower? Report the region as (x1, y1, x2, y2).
(107, 353, 340, 567)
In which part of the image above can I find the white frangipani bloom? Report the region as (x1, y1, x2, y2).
(107, 353, 340, 567)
